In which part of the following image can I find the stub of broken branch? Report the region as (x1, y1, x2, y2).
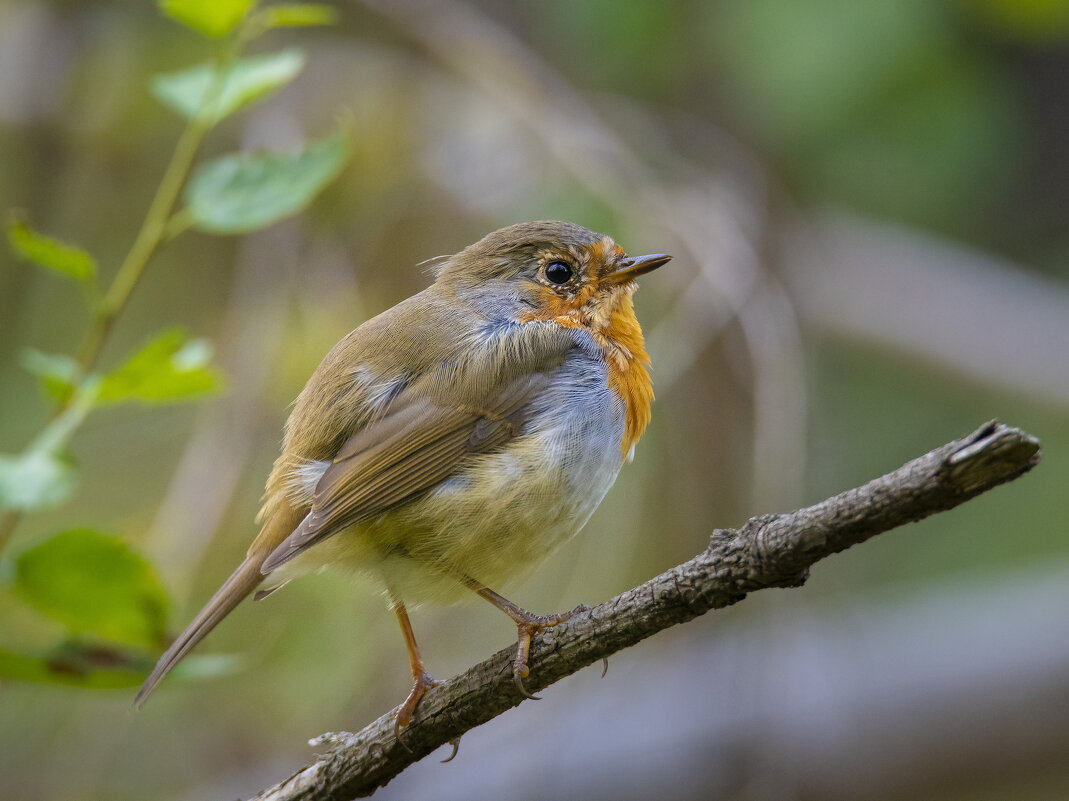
(248, 421, 1040, 801)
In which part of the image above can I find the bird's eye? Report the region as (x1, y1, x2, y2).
(545, 261, 573, 285)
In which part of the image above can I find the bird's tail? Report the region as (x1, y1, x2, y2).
(134, 554, 265, 708)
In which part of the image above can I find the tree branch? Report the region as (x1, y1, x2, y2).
(247, 421, 1040, 801)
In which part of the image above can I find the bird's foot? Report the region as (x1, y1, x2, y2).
(509, 603, 589, 699)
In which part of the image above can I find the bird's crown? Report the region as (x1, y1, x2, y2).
(434, 220, 669, 296)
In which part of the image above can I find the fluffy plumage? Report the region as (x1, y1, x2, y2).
(135, 220, 667, 709)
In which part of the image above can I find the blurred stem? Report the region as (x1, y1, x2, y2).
(74, 28, 246, 375)
(75, 114, 211, 374)
(162, 207, 197, 242)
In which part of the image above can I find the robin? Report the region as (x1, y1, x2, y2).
(135, 220, 670, 732)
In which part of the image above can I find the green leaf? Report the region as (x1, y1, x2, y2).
(185, 127, 350, 234)
(159, 0, 256, 38)
(14, 529, 170, 649)
(151, 49, 305, 124)
(0, 449, 78, 511)
(8, 215, 97, 284)
(0, 643, 151, 689)
(20, 349, 80, 402)
(98, 328, 225, 405)
(0, 646, 241, 688)
(259, 3, 338, 28)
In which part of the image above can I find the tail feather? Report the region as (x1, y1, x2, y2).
(134, 554, 265, 708)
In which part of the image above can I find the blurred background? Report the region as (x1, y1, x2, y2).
(1, 0, 1068, 799)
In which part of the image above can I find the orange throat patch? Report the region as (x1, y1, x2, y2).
(598, 291, 654, 459)
(523, 285, 653, 459)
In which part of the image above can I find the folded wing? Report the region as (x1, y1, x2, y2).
(260, 371, 549, 574)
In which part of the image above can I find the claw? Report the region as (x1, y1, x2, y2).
(440, 737, 462, 763)
(601, 657, 609, 678)
(513, 670, 541, 700)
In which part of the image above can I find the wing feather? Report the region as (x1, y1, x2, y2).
(260, 371, 547, 574)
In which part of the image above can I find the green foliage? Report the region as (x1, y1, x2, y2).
(713, 0, 1018, 229)
(0, 643, 241, 688)
(97, 329, 225, 405)
(7, 215, 97, 286)
(14, 529, 169, 649)
(0, 0, 345, 700)
(0, 643, 150, 689)
(20, 349, 81, 403)
(258, 3, 339, 28)
(21, 333, 224, 408)
(0, 0, 341, 523)
(0, 583, 243, 687)
(159, 0, 257, 38)
(151, 49, 306, 125)
(0, 449, 78, 512)
(0, 378, 97, 513)
(186, 126, 350, 234)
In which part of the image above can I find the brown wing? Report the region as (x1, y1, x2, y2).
(259, 371, 547, 574)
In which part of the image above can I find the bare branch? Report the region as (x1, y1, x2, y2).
(246, 421, 1039, 801)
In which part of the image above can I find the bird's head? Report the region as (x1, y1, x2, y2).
(434, 220, 670, 334)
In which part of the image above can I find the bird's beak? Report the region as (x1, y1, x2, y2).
(606, 253, 671, 285)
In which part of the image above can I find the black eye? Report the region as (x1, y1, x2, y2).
(545, 261, 573, 285)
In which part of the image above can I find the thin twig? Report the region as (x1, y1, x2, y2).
(244, 421, 1040, 801)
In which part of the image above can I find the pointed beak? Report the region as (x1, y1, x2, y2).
(606, 253, 671, 285)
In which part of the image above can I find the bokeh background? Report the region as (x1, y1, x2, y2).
(2, 1, 1068, 799)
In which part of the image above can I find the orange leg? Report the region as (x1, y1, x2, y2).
(462, 578, 588, 699)
(391, 596, 439, 739)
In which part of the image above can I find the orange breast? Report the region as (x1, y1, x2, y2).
(521, 286, 653, 459)
(600, 293, 654, 459)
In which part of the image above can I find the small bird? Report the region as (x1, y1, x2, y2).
(135, 220, 669, 731)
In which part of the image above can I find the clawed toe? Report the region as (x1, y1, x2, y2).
(508, 604, 590, 699)
(468, 582, 591, 702)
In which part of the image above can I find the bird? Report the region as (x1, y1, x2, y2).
(134, 220, 669, 733)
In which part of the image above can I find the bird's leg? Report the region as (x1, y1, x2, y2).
(460, 576, 588, 700)
(390, 595, 439, 740)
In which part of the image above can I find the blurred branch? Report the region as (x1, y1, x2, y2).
(245, 421, 1040, 801)
(784, 212, 1069, 408)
